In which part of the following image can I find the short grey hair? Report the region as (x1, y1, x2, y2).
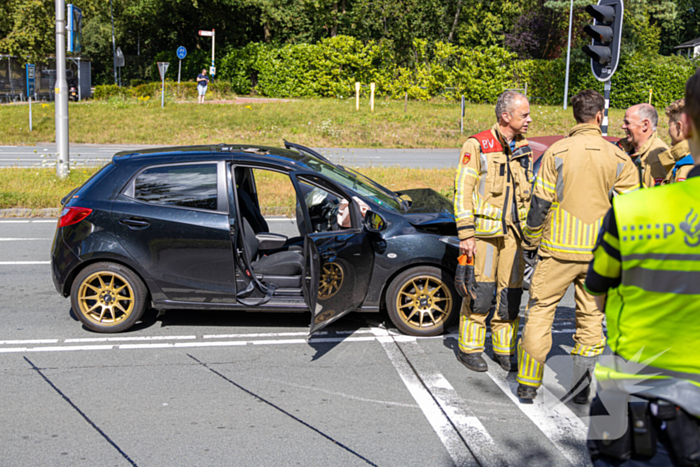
(495, 91, 527, 121)
(635, 103, 659, 131)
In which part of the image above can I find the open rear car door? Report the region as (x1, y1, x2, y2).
(293, 174, 375, 334)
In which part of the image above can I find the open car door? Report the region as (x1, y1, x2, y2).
(293, 174, 375, 334)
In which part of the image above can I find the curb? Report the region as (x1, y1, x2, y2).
(0, 208, 60, 218)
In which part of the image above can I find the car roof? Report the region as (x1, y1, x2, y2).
(112, 144, 312, 169)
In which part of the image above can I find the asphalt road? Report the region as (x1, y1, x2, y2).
(0, 218, 595, 467)
(0, 144, 458, 169)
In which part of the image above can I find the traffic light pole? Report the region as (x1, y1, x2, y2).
(602, 79, 611, 136)
(563, 0, 574, 110)
(55, 0, 70, 179)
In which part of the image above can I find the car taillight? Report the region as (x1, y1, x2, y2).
(58, 207, 93, 228)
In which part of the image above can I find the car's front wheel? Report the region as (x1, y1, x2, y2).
(70, 262, 147, 333)
(386, 266, 459, 336)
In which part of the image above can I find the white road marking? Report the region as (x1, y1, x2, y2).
(0, 333, 381, 354)
(0, 220, 56, 223)
(485, 360, 589, 467)
(371, 327, 506, 467)
(0, 339, 59, 345)
(64, 335, 197, 343)
(0, 261, 50, 265)
(203, 329, 373, 339)
(0, 345, 115, 353)
(0, 238, 52, 241)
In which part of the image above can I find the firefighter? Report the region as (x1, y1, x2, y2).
(516, 89, 639, 402)
(454, 90, 533, 372)
(617, 103, 671, 187)
(661, 98, 695, 184)
(584, 72, 700, 466)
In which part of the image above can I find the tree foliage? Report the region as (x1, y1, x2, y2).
(0, 0, 698, 84)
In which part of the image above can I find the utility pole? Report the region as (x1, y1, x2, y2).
(563, 0, 574, 109)
(55, 0, 70, 179)
(111, 0, 116, 85)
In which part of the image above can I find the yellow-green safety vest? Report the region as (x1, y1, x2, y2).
(595, 177, 700, 416)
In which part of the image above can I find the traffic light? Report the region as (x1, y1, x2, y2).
(582, 0, 624, 82)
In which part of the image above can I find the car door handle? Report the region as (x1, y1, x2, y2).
(119, 218, 150, 230)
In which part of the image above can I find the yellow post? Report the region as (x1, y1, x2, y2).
(648, 88, 653, 105)
(355, 82, 360, 111)
(370, 83, 375, 112)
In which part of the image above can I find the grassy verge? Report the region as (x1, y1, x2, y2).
(0, 166, 455, 216)
(0, 97, 664, 148)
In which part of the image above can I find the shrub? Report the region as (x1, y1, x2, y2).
(215, 35, 698, 108)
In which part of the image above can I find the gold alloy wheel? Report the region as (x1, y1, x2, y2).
(318, 262, 344, 299)
(77, 271, 135, 327)
(395, 275, 453, 330)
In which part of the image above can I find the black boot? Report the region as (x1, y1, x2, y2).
(571, 355, 596, 405)
(495, 354, 517, 372)
(517, 384, 537, 401)
(573, 383, 590, 405)
(458, 351, 488, 372)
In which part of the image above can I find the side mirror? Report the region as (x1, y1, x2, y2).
(364, 210, 386, 232)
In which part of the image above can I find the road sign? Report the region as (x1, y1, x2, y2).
(583, 0, 624, 82)
(115, 47, 125, 67)
(157, 62, 170, 81)
(177, 46, 187, 60)
(199, 30, 214, 37)
(67, 4, 83, 53)
(26, 64, 36, 98)
(209, 66, 216, 76)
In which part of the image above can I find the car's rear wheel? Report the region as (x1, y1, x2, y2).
(386, 266, 458, 336)
(70, 262, 147, 333)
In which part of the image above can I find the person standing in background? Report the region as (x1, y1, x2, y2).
(197, 68, 209, 104)
(661, 99, 694, 184)
(617, 104, 670, 187)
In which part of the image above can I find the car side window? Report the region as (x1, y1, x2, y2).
(297, 178, 352, 232)
(133, 163, 218, 211)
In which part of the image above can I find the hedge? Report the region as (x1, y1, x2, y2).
(215, 35, 698, 109)
(93, 81, 236, 101)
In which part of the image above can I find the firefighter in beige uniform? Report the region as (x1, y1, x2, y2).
(617, 103, 671, 187)
(454, 91, 533, 373)
(661, 98, 695, 184)
(516, 90, 639, 401)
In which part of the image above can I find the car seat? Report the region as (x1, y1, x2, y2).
(240, 218, 303, 276)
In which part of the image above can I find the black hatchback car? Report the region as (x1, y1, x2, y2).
(51, 143, 461, 336)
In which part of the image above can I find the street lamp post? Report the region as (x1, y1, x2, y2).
(55, 0, 69, 179)
(563, 0, 574, 109)
(111, 0, 116, 85)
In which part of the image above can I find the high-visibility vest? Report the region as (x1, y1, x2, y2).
(595, 177, 700, 415)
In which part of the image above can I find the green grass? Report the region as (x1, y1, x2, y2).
(0, 97, 666, 148)
(0, 166, 456, 215)
(0, 168, 97, 210)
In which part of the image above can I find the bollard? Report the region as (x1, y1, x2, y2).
(355, 82, 360, 111)
(370, 83, 375, 112)
(648, 88, 653, 105)
(460, 95, 465, 134)
(404, 91, 408, 113)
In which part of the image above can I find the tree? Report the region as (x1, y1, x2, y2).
(0, 0, 55, 64)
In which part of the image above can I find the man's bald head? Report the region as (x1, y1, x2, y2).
(631, 104, 659, 131)
(622, 103, 659, 151)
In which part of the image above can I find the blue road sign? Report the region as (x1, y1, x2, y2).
(67, 5, 83, 53)
(177, 46, 187, 60)
(26, 64, 36, 98)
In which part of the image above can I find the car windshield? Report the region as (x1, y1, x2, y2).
(301, 156, 403, 212)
